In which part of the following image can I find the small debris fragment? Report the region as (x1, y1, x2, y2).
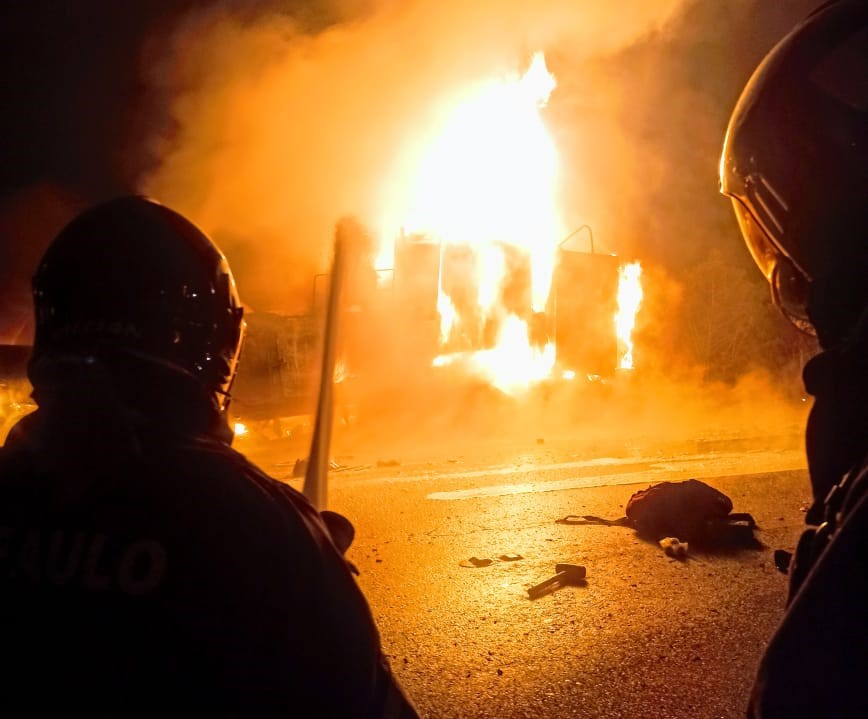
(774, 549, 792, 574)
(659, 537, 688, 559)
(536, 437, 545, 445)
(291, 458, 344, 477)
(498, 553, 523, 562)
(459, 556, 494, 568)
(376, 458, 400, 467)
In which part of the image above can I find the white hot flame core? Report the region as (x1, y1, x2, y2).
(394, 52, 563, 393)
(615, 262, 643, 369)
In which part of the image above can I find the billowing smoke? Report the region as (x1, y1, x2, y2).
(135, 0, 821, 450)
(0, 0, 824, 452)
(141, 0, 685, 311)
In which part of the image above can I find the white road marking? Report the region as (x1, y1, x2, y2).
(425, 449, 806, 500)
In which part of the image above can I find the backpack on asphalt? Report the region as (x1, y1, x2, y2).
(558, 478, 756, 544)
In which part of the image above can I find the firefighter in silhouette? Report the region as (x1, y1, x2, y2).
(720, 1, 868, 715)
(0, 196, 418, 717)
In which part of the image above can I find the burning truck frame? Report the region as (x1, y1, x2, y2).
(228, 51, 645, 434)
(228, 229, 643, 434)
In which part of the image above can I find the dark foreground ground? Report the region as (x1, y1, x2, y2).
(239, 429, 809, 719)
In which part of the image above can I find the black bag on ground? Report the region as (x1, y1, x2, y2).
(558, 478, 756, 543)
(626, 479, 735, 541)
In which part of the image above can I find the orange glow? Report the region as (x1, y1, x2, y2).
(437, 290, 458, 345)
(404, 52, 561, 307)
(615, 262, 643, 369)
(435, 315, 556, 395)
(0, 382, 34, 445)
(391, 52, 562, 392)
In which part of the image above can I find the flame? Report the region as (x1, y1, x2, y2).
(0, 382, 35, 445)
(233, 421, 248, 437)
(402, 52, 560, 259)
(334, 359, 349, 384)
(437, 290, 458, 345)
(615, 262, 643, 369)
(435, 316, 556, 395)
(392, 52, 562, 392)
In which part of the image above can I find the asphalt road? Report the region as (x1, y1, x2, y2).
(239, 431, 810, 719)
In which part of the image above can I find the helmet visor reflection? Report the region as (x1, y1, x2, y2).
(730, 197, 815, 336)
(771, 257, 814, 336)
(730, 198, 778, 280)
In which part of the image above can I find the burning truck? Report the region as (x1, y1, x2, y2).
(0, 232, 643, 443)
(215, 51, 647, 432)
(228, 228, 643, 431)
(1, 51, 644, 440)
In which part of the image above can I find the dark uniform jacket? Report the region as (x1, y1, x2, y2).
(748, 313, 868, 718)
(0, 368, 417, 718)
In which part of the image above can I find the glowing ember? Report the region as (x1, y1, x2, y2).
(233, 421, 248, 437)
(615, 262, 643, 369)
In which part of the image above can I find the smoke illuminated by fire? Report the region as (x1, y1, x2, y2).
(136, 0, 689, 404)
(616, 262, 643, 369)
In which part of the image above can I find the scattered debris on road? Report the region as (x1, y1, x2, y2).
(462, 556, 494, 568)
(556, 478, 758, 555)
(659, 536, 689, 559)
(459, 553, 524, 568)
(287, 458, 358, 477)
(527, 562, 587, 599)
(774, 549, 792, 574)
(376, 458, 401, 467)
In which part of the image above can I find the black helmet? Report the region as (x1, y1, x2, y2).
(720, 0, 868, 347)
(31, 196, 245, 409)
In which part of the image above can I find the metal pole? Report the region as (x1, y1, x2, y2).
(303, 230, 347, 510)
